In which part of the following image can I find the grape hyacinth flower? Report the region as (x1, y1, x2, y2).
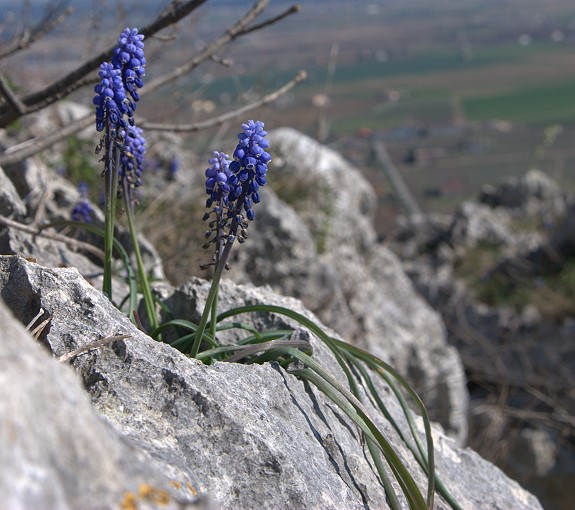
(111, 27, 146, 123)
(93, 63, 127, 133)
(205, 151, 232, 209)
(93, 28, 146, 133)
(168, 157, 180, 180)
(119, 125, 146, 203)
(202, 121, 271, 270)
(229, 120, 271, 221)
(94, 27, 148, 305)
(71, 181, 94, 223)
(194, 121, 271, 355)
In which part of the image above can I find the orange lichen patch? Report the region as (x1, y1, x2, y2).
(169, 480, 181, 490)
(186, 482, 198, 497)
(138, 483, 170, 505)
(120, 492, 138, 510)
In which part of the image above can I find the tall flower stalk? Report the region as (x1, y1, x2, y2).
(93, 28, 157, 331)
(192, 120, 271, 356)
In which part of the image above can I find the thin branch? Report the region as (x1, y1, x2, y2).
(0, 3, 73, 61)
(0, 112, 93, 167)
(0, 0, 210, 127)
(0, 0, 302, 166)
(241, 3, 300, 36)
(26, 308, 46, 330)
(142, 70, 306, 132)
(0, 215, 105, 261)
(0, 73, 27, 115)
(142, 0, 270, 93)
(58, 334, 132, 362)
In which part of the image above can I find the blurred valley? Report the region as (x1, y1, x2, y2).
(2, 0, 575, 230)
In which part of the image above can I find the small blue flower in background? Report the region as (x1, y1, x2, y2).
(168, 157, 180, 180)
(228, 120, 271, 221)
(71, 181, 94, 223)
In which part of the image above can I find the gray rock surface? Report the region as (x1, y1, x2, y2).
(0, 165, 26, 218)
(388, 169, 575, 510)
(230, 128, 468, 443)
(0, 285, 203, 510)
(0, 119, 468, 445)
(0, 255, 543, 510)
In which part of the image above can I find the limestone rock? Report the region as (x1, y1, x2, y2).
(0, 165, 26, 219)
(0, 255, 543, 510)
(389, 169, 575, 510)
(449, 200, 512, 248)
(228, 128, 468, 442)
(0, 288, 203, 510)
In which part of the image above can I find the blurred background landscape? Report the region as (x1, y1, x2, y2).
(3, 0, 575, 231)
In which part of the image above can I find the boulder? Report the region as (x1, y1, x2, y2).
(448, 201, 511, 248)
(229, 128, 468, 443)
(0, 255, 543, 510)
(0, 165, 26, 219)
(0, 284, 203, 510)
(389, 170, 575, 510)
(479, 168, 566, 218)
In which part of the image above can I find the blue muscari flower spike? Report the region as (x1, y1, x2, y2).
(71, 181, 94, 223)
(202, 121, 270, 268)
(112, 28, 146, 115)
(93, 63, 127, 133)
(228, 120, 271, 221)
(93, 28, 145, 132)
(205, 151, 232, 209)
(119, 125, 146, 193)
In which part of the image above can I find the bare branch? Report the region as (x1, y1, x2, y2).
(0, 215, 105, 261)
(0, 0, 303, 164)
(0, 0, 210, 128)
(241, 3, 301, 36)
(143, 0, 270, 93)
(142, 70, 306, 132)
(0, 73, 26, 115)
(0, 2, 73, 61)
(0, 68, 305, 166)
(0, 112, 93, 167)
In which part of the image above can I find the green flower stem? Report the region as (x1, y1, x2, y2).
(121, 180, 158, 332)
(192, 191, 249, 358)
(209, 286, 219, 338)
(191, 229, 240, 357)
(191, 246, 229, 357)
(102, 131, 119, 300)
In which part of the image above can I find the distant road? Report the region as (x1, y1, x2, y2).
(372, 139, 423, 216)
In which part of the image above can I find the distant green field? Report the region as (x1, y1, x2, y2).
(462, 80, 575, 124)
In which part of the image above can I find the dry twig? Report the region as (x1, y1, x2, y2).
(0, 0, 302, 166)
(0, 0, 210, 127)
(58, 334, 132, 362)
(142, 70, 306, 132)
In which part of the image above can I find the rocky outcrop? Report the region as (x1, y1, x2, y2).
(388, 169, 575, 510)
(0, 278, 204, 510)
(0, 120, 469, 445)
(0, 255, 543, 510)
(230, 128, 468, 443)
(0, 114, 545, 508)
